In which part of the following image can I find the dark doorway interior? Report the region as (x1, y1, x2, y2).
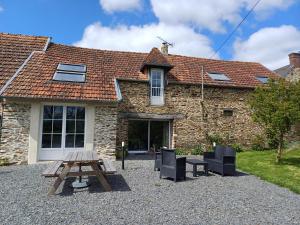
(128, 120, 148, 151)
(150, 121, 169, 151)
(128, 120, 170, 152)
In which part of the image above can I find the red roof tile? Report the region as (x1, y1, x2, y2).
(0, 33, 49, 89)
(141, 47, 173, 71)
(2, 39, 279, 102)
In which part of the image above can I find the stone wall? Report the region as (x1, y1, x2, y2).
(286, 68, 300, 82)
(117, 81, 264, 150)
(94, 105, 118, 159)
(0, 102, 31, 164)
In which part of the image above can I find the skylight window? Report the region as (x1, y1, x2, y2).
(208, 72, 230, 81)
(53, 63, 86, 82)
(256, 76, 269, 84)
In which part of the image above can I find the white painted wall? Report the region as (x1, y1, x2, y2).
(28, 103, 96, 164)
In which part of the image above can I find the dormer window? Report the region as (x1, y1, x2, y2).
(256, 76, 269, 84)
(208, 72, 230, 81)
(53, 63, 86, 82)
(150, 68, 164, 105)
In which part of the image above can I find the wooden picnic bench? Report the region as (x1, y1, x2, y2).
(99, 159, 117, 175)
(42, 151, 116, 195)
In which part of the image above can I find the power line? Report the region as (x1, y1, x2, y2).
(209, 0, 262, 59)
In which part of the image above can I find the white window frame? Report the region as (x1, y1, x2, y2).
(39, 103, 87, 155)
(150, 68, 164, 106)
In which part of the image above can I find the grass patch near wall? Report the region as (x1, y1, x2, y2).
(237, 149, 300, 194)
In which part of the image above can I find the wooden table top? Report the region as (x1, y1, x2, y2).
(64, 151, 99, 163)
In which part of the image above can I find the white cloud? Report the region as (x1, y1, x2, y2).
(245, 0, 294, 12)
(99, 0, 141, 13)
(150, 0, 295, 33)
(74, 22, 217, 58)
(0, 5, 4, 12)
(233, 25, 300, 69)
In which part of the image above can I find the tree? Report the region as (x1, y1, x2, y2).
(248, 78, 300, 163)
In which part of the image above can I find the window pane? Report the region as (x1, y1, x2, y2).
(42, 120, 52, 133)
(256, 76, 268, 83)
(53, 72, 85, 82)
(67, 107, 76, 119)
(208, 73, 230, 81)
(66, 120, 75, 133)
(76, 121, 85, 133)
(75, 134, 84, 147)
(76, 107, 85, 119)
(53, 120, 63, 133)
(53, 106, 63, 119)
(42, 134, 51, 148)
(43, 106, 53, 119)
(52, 134, 62, 148)
(57, 64, 86, 73)
(65, 134, 75, 148)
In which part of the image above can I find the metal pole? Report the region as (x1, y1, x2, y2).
(122, 141, 125, 170)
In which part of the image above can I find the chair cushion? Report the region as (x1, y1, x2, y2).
(224, 147, 236, 157)
(215, 146, 224, 160)
(205, 159, 222, 164)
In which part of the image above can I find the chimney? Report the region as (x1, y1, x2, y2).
(289, 52, 300, 68)
(160, 42, 168, 55)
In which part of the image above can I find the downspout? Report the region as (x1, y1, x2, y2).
(201, 65, 204, 101)
(0, 100, 4, 143)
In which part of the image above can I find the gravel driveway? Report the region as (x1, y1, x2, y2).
(0, 157, 300, 225)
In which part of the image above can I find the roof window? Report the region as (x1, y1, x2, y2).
(256, 76, 269, 84)
(53, 63, 86, 82)
(208, 72, 230, 81)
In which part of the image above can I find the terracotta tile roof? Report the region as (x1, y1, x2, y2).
(141, 47, 173, 71)
(2, 40, 279, 102)
(0, 33, 49, 89)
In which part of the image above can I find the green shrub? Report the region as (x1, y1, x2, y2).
(175, 148, 187, 155)
(251, 135, 267, 151)
(231, 143, 244, 152)
(266, 128, 280, 149)
(206, 133, 224, 147)
(191, 145, 204, 155)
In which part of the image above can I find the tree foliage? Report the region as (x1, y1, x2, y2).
(248, 78, 300, 162)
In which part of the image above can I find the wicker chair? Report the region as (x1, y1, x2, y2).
(203, 145, 236, 176)
(160, 149, 186, 182)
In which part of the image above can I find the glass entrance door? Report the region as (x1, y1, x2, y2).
(150, 121, 170, 151)
(128, 120, 148, 152)
(128, 120, 170, 153)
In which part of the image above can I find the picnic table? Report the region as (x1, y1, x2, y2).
(44, 151, 112, 195)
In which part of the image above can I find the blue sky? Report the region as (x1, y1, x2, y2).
(0, 0, 299, 69)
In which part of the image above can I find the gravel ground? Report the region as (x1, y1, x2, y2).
(0, 156, 300, 225)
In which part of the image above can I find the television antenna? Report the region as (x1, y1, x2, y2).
(157, 36, 174, 47)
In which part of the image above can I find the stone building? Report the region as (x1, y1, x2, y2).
(0, 33, 278, 164)
(274, 52, 300, 82)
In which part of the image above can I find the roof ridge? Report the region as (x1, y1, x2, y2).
(53, 43, 148, 55)
(167, 53, 262, 65)
(53, 43, 264, 66)
(0, 32, 49, 39)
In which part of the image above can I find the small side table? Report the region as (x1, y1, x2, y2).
(186, 159, 208, 177)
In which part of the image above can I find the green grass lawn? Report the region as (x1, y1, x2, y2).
(237, 149, 300, 194)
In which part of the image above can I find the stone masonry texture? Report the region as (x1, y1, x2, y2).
(117, 81, 264, 151)
(0, 102, 31, 164)
(94, 105, 118, 160)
